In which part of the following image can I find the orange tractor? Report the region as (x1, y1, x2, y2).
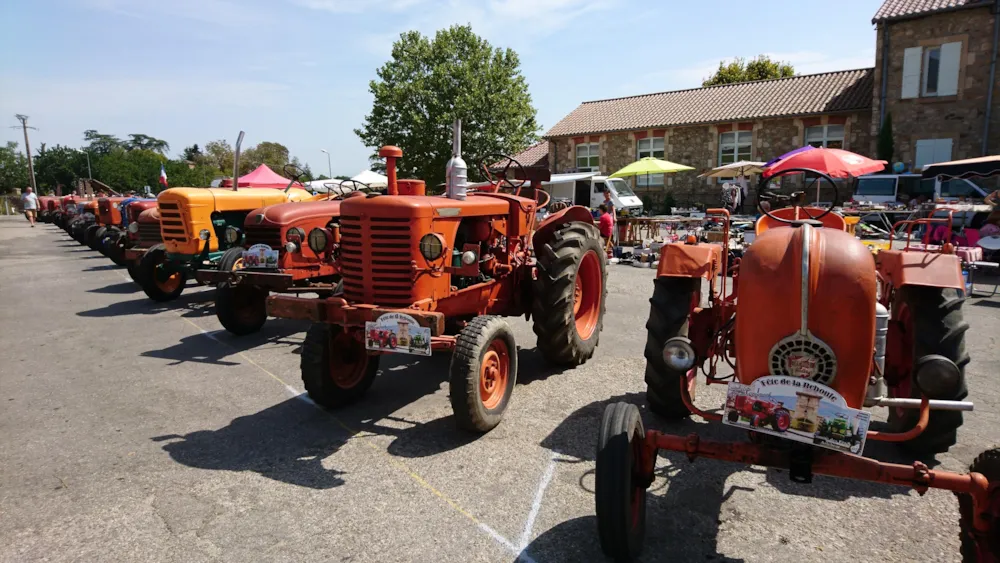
(267, 122, 607, 432)
(595, 154, 998, 561)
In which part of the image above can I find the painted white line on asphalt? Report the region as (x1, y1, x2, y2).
(518, 452, 559, 551)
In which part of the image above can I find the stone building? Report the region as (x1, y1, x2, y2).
(523, 0, 1000, 208)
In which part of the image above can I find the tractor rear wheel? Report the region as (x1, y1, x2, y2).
(138, 243, 186, 302)
(957, 447, 1000, 562)
(643, 277, 699, 419)
(106, 232, 129, 267)
(216, 282, 268, 336)
(888, 286, 969, 455)
(91, 226, 108, 252)
(301, 324, 379, 408)
(532, 222, 607, 366)
(596, 402, 648, 562)
(449, 316, 518, 432)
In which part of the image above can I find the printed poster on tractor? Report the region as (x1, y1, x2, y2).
(365, 312, 432, 356)
(722, 375, 871, 455)
(242, 243, 279, 268)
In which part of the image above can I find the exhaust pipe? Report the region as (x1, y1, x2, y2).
(232, 130, 245, 191)
(865, 302, 890, 406)
(445, 119, 467, 200)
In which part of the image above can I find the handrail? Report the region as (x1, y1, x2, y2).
(892, 207, 956, 252)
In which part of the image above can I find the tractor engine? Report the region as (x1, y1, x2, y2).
(733, 224, 878, 408)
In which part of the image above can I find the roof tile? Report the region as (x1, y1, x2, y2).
(872, 0, 991, 22)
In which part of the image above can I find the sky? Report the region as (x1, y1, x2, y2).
(0, 0, 881, 179)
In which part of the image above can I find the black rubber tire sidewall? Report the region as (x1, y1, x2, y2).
(300, 323, 379, 408)
(957, 447, 1000, 561)
(596, 402, 647, 561)
(643, 276, 699, 419)
(449, 316, 518, 433)
(138, 244, 186, 302)
(216, 282, 268, 336)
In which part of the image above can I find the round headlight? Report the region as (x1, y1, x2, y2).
(913, 354, 962, 398)
(662, 336, 696, 372)
(461, 250, 477, 265)
(284, 241, 299, 253)
(286, 227, 306, 242)
(308, 228, 329, 252)
(128, 222, 139, 234)
(224, 226, 241, 245)
(419, 233, 444, 260)
(199, 229, 211, 241)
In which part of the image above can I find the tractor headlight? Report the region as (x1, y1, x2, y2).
(128, 222, 139, 234)
(308, 228, 330, 253)
(286, 227, 305, 243)
(913, 354, 963, 398)
(199, 229, 211, 241)
(419, 233, 444, 260)
(224, 226, 241, 245)
(461, 250, 477, 265)
(662, 337, 696, 372)
(284, 241, 299, 253)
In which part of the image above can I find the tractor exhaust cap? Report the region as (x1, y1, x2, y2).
(913, 354, 963, 399)
(378, 145, 402, 196)
(445, 119, 468, 201)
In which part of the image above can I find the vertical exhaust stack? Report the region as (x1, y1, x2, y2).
(378, 145, 402, 195)
(445, 119, 467, 200)
(231, 130, 245, 191)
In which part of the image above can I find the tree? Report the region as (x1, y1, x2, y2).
(243, 141, 291, 174)
(204, 139, 234, 173)
(33, 144, 86, 193)
(83, 130, 124, 155)
(702, 55, 794, 87)
(126, 134, 170, 154)
(0, 141, 30, 193)
(355, 25, 539, 188)
(182, 144, 203, 161)
(877, 113, 894, 168)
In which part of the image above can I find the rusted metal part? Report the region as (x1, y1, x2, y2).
(266, 295, 445, 336)
(679, 365, 720, 422)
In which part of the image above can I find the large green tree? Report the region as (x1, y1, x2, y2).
(355, 25, 539, 188)
(126, 133, 170, 154)
(703, 55, 795, 87)
(0, 141, 30, 193)
(33, 144, 87, 192)
(83, 129, 124, 155)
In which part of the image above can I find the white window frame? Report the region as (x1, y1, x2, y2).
(804, 124, 845, 149)
(922, 46, 941, 97)
(576, 142, 600, 172)
(636, 137, 664, 188)
(718, 131, 752, 166)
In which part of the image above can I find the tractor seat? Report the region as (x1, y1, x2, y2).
(755, 207, 847, 235)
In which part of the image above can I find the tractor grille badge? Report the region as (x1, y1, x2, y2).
(769, 334, 837, 385)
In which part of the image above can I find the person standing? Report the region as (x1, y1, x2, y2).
(602, 189, 616, 244)
(21, 187, 38, 227)
(598, 204, 613, 248)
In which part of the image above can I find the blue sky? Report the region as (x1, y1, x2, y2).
(0, 0, 881, 178)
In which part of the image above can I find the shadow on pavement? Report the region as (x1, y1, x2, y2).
(77, 287, 214, 318)
(152, 397, 348, 489)
(88, 281, 140, 294)
(82, 264, 119, 272)
(972, 299, 1000, 309)
(140, 318, 306, 366)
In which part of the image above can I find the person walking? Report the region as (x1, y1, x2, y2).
(21, 187, 38, 227)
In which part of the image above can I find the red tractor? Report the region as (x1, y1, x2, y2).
(123, 207, 163, 282)
(594, 150, 998, 561)
(726, 393, 791, 432)
(267, 121, 607, 432)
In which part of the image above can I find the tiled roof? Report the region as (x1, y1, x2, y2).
(543, 68, 874, 138)
(510, 142, 549, 167)
(872, 0, 991, 22)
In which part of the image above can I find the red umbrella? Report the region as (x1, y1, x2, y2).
(762, 148, 886, 178)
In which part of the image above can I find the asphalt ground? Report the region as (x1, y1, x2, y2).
(1, 215, 998, 563)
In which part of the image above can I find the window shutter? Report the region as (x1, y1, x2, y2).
(934, 138, 953, 163)
(902, 47, 922, 99)
(915, 140, 935, 170)
(937, 42, 961, 96)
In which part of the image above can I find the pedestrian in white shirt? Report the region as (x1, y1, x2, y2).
(21, 187, 38, 227)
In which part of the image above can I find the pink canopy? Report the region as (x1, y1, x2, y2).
(220, 164, 301, 189)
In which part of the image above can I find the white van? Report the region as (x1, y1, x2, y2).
(853, 173, 989, 204)
(541, 172, 644, 215)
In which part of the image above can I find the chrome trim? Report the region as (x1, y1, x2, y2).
(799, 223, 812, 335)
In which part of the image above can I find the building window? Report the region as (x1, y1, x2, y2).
(719, 131, 751, 166)
(923, 47, 941, 96)
(576, 142, 600, 172)
(805, 124, 844, 149)
(637, 137, 664, 188)
(902, 42, 961, 99)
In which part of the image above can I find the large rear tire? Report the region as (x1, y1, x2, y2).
(532, 222, 607, 366)
(138, 243, 186, 302)
(596, 402, 648, 562)
(91, 226, 108, 252)
(301, 324, 379, 408)
(643, 277, 699, 419)
(449, 316, 518, 433)
(888, 286, 969, 455)
(957, 447, 1000, 562)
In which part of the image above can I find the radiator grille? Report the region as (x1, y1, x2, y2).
(158, 202, 187, 242)
(340, 215, 414, 307)
(138, 223, 162, 246)
(244, 225, 283, 250)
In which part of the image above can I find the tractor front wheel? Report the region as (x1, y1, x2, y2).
(596, 402, 648, 562)
(84, 224, 101, 249)
(106, 232, 129, 267)
(138, 243, 186, 302)
(643, 277, 699, 419)
(888, 286, 969, 455)
(958, 447, 1000, 561)
(216, 282, 268, 336)
(532, 222, 607, 366)
(772, 408, 791, 432)
(91, 226, 108, 252)
(449, 316, 518, 433)
(301, 324, 379, 408)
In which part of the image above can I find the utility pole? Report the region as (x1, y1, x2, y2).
(11, 114, 38, 193)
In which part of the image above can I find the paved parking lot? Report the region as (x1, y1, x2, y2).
(1, 215, 998, 563)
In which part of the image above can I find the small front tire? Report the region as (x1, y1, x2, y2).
(216, 282, 268, 336)
(301, 324, 379, 408)
(138, 243, 186, 302)
(449, 316, 518, 433)
(596, 402, 648, 562)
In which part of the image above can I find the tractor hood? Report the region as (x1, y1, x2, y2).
(158, 187, 312, 213)
(339, 193, 509, 219)
(248, 199, 344, 228)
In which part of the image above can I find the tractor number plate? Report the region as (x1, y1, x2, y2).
(242, 244, 279, 269)
(722, 375, 871, 456)
(365, 312, 432, 356)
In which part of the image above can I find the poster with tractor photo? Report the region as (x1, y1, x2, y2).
(364, 312, 432, 356)
(722, 375, 871, 455)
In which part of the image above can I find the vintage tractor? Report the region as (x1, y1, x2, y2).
(123, 207, 163, 282)
(725, 393, 791, 432)
(69, 200, 99, 244)
(193, 180, 361, 335)
(266, 122, 607, 432)
(37, 196, 57, 223)
(105, 197, 157, 267)
(52, 195, 78, 229)
(86, 196, 128, 252)
(135, 134, 313, 302)
(594, 158, 997, 561)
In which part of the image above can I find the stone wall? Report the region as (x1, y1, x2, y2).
(872, 6, 999, 165)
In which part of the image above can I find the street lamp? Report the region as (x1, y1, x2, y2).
(320, 149, 332, 179)
(75, 148, 92, 179)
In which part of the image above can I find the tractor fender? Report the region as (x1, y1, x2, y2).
(875, 249, 964, 291)
(532, 205, 595, 249)
(656, 242, 722, 280)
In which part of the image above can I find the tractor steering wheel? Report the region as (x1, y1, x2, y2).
(337, 179, 372, 196)
(478, 154, 526, 195)
(283, 163, 307, 192)
(756, 167, 840, 224)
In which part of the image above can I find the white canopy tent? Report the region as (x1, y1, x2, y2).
(352, 170, 388, 188)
